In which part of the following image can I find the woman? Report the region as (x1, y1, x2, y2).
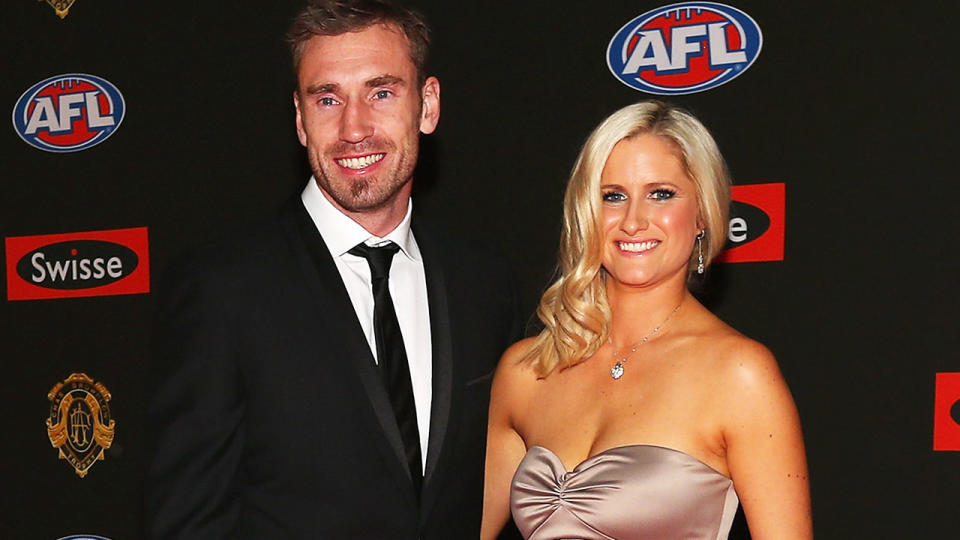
(482, 101, 811, 539)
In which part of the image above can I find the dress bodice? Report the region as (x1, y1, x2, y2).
(510, 444, 739, 540)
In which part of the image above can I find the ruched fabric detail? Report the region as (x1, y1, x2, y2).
(511, 445, 739, 540)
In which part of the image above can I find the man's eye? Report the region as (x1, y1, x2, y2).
(650, 188, 676, 201)
(319, 97, 338, 106)
(602, 191, 627, 203)
(373, 90, 393, 99)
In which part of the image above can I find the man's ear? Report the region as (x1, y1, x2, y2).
(293, 91, 308, 147)
(419, 77, 440, 134)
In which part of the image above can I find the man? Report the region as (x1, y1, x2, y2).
(145, 1, 521, 538)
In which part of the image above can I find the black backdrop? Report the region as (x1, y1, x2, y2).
(3, 1, 958, 538)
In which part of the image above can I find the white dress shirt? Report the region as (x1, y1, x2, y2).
(301, 178, 432, 471)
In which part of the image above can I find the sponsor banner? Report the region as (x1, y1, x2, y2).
(933, 372, 960, 451)
(47, 373, 116, 477)
(5, 227, 149, 301)
(716, 182, 785, 263)
(607, 2, 762, 95)
(12, 73, 125, 153)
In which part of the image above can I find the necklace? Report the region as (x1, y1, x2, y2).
(609, 302, 682, 380)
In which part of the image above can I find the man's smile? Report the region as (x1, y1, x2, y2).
(335, 153, 386, 170)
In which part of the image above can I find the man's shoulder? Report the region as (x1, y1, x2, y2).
(162, 198, 304, 289)
(412, 216, 510, 273)
(411, 216, 517, 314)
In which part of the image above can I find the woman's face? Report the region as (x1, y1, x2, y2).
(599, 135, 701, 290)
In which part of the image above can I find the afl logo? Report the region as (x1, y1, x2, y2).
(12, 73, 125, 152)
(607, 2, 762, 95)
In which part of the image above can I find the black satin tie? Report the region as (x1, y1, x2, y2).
(348, 241, 423, 495)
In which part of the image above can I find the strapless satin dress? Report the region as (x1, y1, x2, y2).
(510, 445, 739, 540)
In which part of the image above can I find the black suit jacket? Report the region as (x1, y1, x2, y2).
(145, 198, 521, 539)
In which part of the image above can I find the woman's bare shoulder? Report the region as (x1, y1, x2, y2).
(686, 308, 777, 373)
(502, 336, 539, 363)
(489, 337, 542, 428)
(713, 332, 780, 384)
(692, 324, 795, 427)
(492, 337, 541, 388)
(679, 308, 785, 397)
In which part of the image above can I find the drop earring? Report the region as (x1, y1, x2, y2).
(696, 230, 705, 274)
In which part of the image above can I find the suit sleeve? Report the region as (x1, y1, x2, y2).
(145, 257, 246, 539)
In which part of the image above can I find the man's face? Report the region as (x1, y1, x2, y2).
(294, 24, 439, 218)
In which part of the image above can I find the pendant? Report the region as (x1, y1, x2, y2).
(611, 362, 624, 380)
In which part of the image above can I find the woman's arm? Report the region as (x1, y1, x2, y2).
(721, 339, 813, 539)
(481, 340, 534, 540)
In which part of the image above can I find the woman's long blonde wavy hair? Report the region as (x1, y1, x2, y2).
(525, 101, 731, 377)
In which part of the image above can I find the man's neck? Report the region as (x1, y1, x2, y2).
(318, 184, 412, 238)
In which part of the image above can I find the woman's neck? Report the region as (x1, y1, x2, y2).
(605, 274, 690, 349)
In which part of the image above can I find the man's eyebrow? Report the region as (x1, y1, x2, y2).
(305, 82, 338, 95)
(366, 75, 404, 88)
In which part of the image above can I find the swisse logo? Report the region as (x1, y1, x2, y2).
(12, 73, 125, 152)
(727, 199, 770, 245)
(18, 240, 138, 289)
(5, 227, 149, 301)
(607, 2, 762, 95)
(934, 373, 960, 451)
(716, 182, 785, 264)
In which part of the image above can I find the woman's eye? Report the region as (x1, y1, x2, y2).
(649, 188, 676, 201)
(602, 191, 627, 203)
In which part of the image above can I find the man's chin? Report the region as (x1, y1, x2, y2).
(326, 187, 396, 214)
(314, 170, 409, 213)
(336, 198, 387, 213)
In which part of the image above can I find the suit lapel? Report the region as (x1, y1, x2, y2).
(419, 232, 453, 484)
(282, 199, 415, 498)
(414, 223, 458, 520)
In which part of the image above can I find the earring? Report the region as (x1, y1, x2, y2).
(696, 230, 705, 274)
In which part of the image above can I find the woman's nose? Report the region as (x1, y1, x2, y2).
(619, 202, 648, 235)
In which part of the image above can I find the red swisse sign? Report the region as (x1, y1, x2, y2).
(934, 372, 960, 451)
(716, 182, 785, 263)
(5, 227, 149, 301)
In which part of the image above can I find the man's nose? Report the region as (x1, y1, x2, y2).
(339, 100, 374, 143)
